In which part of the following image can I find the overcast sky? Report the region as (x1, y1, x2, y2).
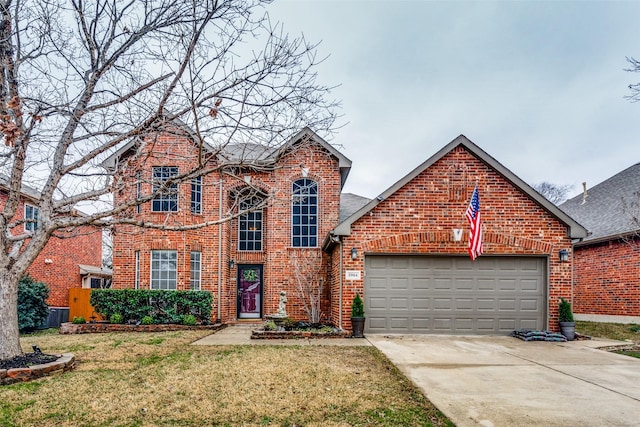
(268, 0, 640, 200)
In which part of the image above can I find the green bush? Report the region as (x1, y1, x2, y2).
(558, 298, 575, 323)
(141, 316, 155, 325)
(351, 293, 365, 318)
(18, 275, 50, 332)
(91, 289, 212, 325)
(182, 314, 197, 326)
(72, 316, 86, 324)
(110, 313, 124, 324)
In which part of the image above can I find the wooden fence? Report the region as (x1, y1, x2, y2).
(68, 288, 104, 321)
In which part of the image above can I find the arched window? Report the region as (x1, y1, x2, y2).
(292, 178, 318, 247)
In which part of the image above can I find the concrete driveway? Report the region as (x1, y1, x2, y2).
(367, 335, 640, 427)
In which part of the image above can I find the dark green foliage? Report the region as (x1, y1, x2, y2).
(17, 275, 50, 332)
(351, 293, 365, 318)
(90, 289, 212, 324)
(72, 316, 86, 324)
(558, 298, 574, 323)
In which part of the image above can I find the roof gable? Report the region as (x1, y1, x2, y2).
(333, 135, 587, 239)
(560, 162, 640, 244)
(101, 125, 351, 187)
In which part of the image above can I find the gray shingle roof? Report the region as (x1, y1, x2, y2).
(560, 163, 640, 243)
(340, 193, 371, 222)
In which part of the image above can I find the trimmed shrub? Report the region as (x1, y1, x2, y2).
(18, 275, 50, 332)
(182, 314, 197, 326)
(72, 316, 86, 324)
(110, 313, 124, 324)
(91, 289, 213, 325)
(141, 316, 155, 325)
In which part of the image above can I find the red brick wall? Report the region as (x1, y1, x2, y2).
(111, 131, 340, 323)
(331, 145, 574, 331)
(26, 227, 103, 307)
(0, 190, 103, 307)
(573, 239, 640, 316)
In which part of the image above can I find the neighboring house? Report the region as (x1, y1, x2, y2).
(0, 177, 105, 323)
(105, 127, 587, 334)
(560, 163, 640, 324)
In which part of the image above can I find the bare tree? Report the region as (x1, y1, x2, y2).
(626, 56, 640, 102)
(0, 0, 339, 360)
(291, 249, 325, 324)
(532, 182, 573, 205)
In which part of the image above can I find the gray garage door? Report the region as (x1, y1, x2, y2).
(365, 255, 546, 334)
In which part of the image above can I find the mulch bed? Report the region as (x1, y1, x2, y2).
(0, 352, 58, 370)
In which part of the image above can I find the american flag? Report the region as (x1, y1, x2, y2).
(465, 185, 483, 261)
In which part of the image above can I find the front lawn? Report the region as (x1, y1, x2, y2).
(1, 329, 453, 427)
(577, 320, 640, 359)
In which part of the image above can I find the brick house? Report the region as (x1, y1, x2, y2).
(0, 178, 104, 315)
(560, 164, 640, 324)
(105, 128, 586, 334)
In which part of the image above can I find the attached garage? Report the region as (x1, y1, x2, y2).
(365, 255, 546, 334)
(328, 135, 588, 334)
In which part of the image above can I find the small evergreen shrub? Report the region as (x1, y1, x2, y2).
(351, 293, 365, 318)
(263, 320, 277, 331)
(17, 275, 50, 332)
(558, 298, 575, 323)
(72, 316, 86, 324)
(141, 316, 155, 325)
(110, 313, 124, 324)
(182, 314, 197, 326)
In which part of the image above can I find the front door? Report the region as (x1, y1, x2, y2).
(237, 264, 262, 319)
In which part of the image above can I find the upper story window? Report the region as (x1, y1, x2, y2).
(292, 178, 318, 247)
(239, 196, 263, 251)
(136, 171, 142, 214)
(152, 166, 178, 212)
(191, 176, 202, 214)
(24, 204, 39, 232)
(151, 250, 177, 290)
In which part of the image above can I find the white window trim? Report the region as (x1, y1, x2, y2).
(24, 204, 39, 232)
(150, 250, 178, 290)
(190, 251, 201, 290)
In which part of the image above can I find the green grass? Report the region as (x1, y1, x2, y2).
(2, 330, 452, 426)
(576, 321, 640, 342)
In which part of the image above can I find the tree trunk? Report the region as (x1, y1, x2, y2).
(0, 273, 22, 361)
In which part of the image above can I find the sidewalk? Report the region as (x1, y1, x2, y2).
(192, 324, 371, 346)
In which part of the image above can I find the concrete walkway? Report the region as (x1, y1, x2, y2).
(192, 324, 371, 346)
(367, 334, 640, 427)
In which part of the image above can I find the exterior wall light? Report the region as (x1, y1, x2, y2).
(351, 247, 358, 260)
(559, 249, 569, 262)
(228, 259, 235, 269)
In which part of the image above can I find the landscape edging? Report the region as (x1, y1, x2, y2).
(1, 353, 75, 386)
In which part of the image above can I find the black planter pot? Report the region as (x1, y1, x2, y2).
(351, 317, 365, 338)
(560, 321, 576, 341)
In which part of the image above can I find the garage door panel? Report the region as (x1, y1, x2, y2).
(520, 299, 539, 311)
(412, 298, 429, 310)
(365, 256, 546, 335)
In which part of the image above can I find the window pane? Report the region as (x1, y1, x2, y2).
(151, 250, 177, 290)
(238, 195, 263, 252)
(291, 179, 318, 247)
(152, 167, 178, 212)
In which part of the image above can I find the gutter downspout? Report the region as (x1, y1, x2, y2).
(217, 172, 223, 323)
(338, 238, 343, 330)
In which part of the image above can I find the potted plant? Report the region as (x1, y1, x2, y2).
(351, 293, 365, 338)
(558, 297, 576, 341)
